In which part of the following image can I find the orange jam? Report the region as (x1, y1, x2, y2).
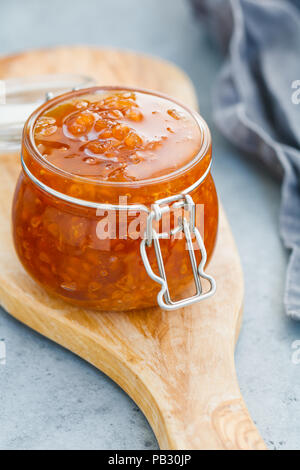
(12, 87, 218, 311)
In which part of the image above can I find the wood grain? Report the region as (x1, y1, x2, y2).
(0, 46, 266, 450)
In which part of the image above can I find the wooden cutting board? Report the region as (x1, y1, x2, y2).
(0, 47, 266, 450)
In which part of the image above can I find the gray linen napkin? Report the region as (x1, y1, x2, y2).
(190, 0, 300, 319)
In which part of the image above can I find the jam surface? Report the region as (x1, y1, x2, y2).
(34, 90, 202, 182)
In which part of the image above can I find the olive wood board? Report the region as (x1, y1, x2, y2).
(0, 46, 266, 450)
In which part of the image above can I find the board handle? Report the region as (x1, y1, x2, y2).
(154, 394, 267, 450)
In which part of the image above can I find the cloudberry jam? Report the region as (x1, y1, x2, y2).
(12, 87, 218, 311)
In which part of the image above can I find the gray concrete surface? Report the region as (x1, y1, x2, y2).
(0, 0, 299, 450)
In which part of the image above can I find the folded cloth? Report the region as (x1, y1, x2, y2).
(190, 0, 300, 319)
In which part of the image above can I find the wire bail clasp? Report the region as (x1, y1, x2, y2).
(140, 193, 216, 311)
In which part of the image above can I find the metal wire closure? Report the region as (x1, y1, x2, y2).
(140, 193, 216, 310)
(21, 155, 216, 311)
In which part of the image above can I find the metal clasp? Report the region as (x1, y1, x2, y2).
(140, 194, 216, 311)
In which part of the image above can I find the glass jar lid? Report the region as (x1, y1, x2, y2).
(0, 74, 95, 151)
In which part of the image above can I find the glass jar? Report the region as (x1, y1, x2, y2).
(12, 87, 218, 311)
